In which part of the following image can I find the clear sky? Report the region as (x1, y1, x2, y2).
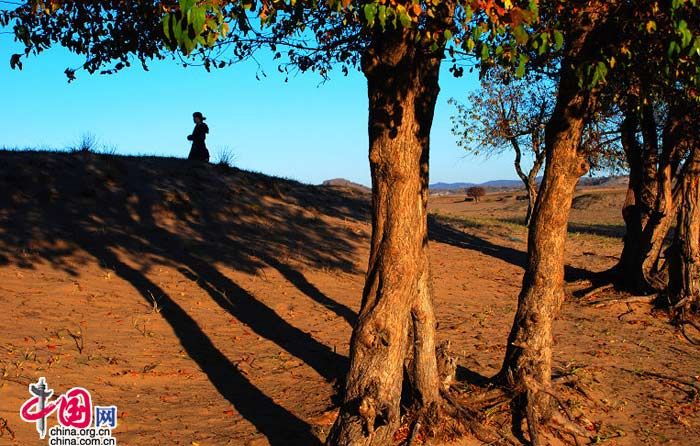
(1, 34, 525, 186)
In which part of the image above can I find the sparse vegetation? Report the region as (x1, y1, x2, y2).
(70, 132, 99, 153)
(214, 146, 237, 168)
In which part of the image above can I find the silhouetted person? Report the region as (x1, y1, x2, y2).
(187, 112, 210, 162)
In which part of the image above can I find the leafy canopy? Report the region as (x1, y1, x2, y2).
(2, 0, 699, 100)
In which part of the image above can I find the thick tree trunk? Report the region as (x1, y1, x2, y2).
(640, 110, 685, 288)
(326, 32, 443, 446)
(639, 103, 659, 226)
(498, 55, 594, 436)
(618, 103, 684, 292)
(668, 145, 700, 317)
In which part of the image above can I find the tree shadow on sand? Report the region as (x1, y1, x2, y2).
(428, 215, 597, 282)
(0, 151, 368, 445)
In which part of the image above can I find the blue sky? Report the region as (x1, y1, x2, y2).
(1, 36, 525, 186)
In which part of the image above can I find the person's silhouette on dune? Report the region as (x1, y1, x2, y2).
(187, 112, 210, 162)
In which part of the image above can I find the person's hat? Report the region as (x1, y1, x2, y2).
(193, 112, 206, 120)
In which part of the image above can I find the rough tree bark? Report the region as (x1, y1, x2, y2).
(497, 6, 606, 439)
(325, 28, 447, 446)
(640, 109, 685, 288)
(668, 145, 700, 317)
(499, 63, 593, 438)
(617, 102, 685, 293)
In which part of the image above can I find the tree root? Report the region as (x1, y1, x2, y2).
(578, 283, 615, 301)
(524, 390, 541, 446)
(618, 367, 700, 398)
(406, 420, 422, 446)
(437, 376, 598, 446)
(679, 320, 700, 346)
(439, 389, 520, 446)
(588, 295, 655, 308)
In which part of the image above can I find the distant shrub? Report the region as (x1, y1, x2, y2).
(215, 146, 237, 168)
(71, 132, 99, 153)
(466, 186, 486, 202)
(99, 144, 118, 156)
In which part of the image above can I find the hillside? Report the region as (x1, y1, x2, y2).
(0, 151, 697, 446)
(430, 175, 629, 194)
(321, 178, 371, 194)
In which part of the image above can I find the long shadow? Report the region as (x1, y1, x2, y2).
(428, 215, 594, 282)
(82, 243, 319, 446)
(497, 216, 626, 239)
(127, 174, 350, 379)
(0, 151, 370, 443)
(168, 247, 348, 380)
(256, 252, 357, 326)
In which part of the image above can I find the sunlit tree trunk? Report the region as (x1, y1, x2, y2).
(326, 29, 444, 446)
(499, 60, 593, 430)
(669, 145, 700, 317)
(496, 5, 609, 429)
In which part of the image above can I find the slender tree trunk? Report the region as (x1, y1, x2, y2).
(511, 138, 544, 227)
(668, 145, 700, 317)
(326, 32, 443, 446)
(498, 54, 595, 435)
(524, 183, 537, 227)
(526, 154, 545, 227)
(618, 107, 648, 291)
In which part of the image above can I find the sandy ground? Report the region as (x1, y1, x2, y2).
(0, 152, 698, 446)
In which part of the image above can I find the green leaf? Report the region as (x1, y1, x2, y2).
(162, 15, 171, 41)
(516, 53, 528, 78)
(480, 43, 489, 62)
(399, 11, 411, 28)
(466, 37, 475, 52)
(189, 6, 206, 34)
(179, 0, 195, 13)
(668, 40, 681, 57)
(444, 29, 453, 41)
(364, 3, 377, 27)
(553, 30, 564, 50)
(513, 25, 528, 45)
(377, 5, 386, 30)
(172, 17, 183, 43)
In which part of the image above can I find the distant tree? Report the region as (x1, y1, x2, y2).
(450, 71, 551, 224)
(465, 186, 485, 202)
(451, 70, 622, 226)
